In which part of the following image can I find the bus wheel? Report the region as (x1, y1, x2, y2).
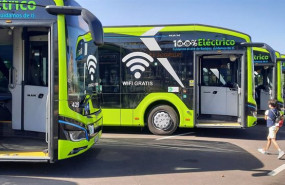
(147, 105, 178, 135)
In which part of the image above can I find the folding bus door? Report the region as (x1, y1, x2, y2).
(24, 32, 49, 133)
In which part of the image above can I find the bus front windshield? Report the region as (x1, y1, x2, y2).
(66, 15, 100, 115)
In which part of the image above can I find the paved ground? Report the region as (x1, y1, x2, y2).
(1, 122, 285, 185)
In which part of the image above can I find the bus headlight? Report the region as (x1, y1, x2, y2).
(247, 104, 257, 118)
(69, 131, 87, 142)
(253, 111, 257, 118)
(59, 119, 89, 141)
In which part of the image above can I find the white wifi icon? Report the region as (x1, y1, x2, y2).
(122, 52, 154, 79)
(87, 55, 97, 81)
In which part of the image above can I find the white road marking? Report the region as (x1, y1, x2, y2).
(268, 164, 285, 176)
(175, 167, 199, 171)
(155, 132, 194, 140)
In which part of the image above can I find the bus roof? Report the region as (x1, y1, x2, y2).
(103, 24, 251, 42)
(253, 47, 270, 53)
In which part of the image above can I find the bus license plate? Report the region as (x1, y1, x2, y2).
(88, 125, 94, 135)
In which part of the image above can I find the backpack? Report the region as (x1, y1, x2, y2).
(271, 110, 284, 127)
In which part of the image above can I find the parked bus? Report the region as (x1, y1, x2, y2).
(0, 0, 103, 162)
(98, 24, 257, 135)
(253, 48, 284, 117)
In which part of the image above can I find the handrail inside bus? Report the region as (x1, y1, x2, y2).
(45, 5, 104, 46)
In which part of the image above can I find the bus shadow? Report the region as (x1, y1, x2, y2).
(189, 122, 285, 141)
(0, 138, 265, 178)
(103, 122, 284, 141)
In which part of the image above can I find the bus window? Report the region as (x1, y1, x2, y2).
(26, 34, 49, 87)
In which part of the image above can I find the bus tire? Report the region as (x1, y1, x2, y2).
(147, 105, 178, 135)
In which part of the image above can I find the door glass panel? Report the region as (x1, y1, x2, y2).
(201, 55, 239, 88)
(26, 37, 48, 87)
(0, 40, 13, 94)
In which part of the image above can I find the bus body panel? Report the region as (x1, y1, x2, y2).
(103, 109, 121, 126)
(102, 93, 194, 128)
(133, 93, 194, 128)
(121, 109, 133, 126)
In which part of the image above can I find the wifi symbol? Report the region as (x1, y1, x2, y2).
(87, 55, 97, 81)
(122, 52, 154, 79)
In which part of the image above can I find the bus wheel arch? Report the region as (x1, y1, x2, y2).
(144, 101, 180, 135)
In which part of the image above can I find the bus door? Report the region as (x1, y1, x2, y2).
(254, 65, 273, 111)
(195, 51, 244, 126)
(24, 31, 49, 133)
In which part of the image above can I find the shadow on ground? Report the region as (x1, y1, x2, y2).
(0, 137, 265, 179)
(103, 120, 285, 141)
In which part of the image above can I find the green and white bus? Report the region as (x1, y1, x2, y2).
(0, 0, 103, 162)
(98, 24, 257, 135)
(253, 48, 284, 116)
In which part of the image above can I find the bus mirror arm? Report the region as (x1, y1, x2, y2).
(240, 42, 276, 64)
(45, 6, 104, 46)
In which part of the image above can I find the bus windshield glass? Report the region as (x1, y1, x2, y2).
(66, 15, 100, 114)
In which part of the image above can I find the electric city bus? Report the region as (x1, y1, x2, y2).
(98, 24, 258, 135)
(253, 48, 284, 117)
(0, 0, 103, 162)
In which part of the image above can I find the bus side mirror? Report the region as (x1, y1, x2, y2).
(81, 9, 104, 46)
(45, 6, 104, 46)
(240, 42, 276, 63)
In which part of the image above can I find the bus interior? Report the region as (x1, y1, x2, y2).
(0, 26, 50, 160)
(195, 53, 243, 127)
(254, 65, 273, 114)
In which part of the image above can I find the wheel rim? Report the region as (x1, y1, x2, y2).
(152, 111, 172, 130)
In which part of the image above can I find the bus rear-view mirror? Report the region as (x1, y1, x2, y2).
(45, 5, 104, 46)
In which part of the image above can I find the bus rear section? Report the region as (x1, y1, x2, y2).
(100, 25, 257, 135)
(0, 0, 104, 162)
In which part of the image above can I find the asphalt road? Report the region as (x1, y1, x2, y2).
(1, 122, 285, 185)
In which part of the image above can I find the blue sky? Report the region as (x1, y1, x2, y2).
(76, 0, 285, 54)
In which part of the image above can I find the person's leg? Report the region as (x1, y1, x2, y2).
(265, 137, 271, 151)
(271, 138, 281, 150)
(258, 127, 272, 154)
(270, 127, 284, 159)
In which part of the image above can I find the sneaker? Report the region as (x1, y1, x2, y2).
(258, 148, 268, 154)
(278, 151, 285, 159)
